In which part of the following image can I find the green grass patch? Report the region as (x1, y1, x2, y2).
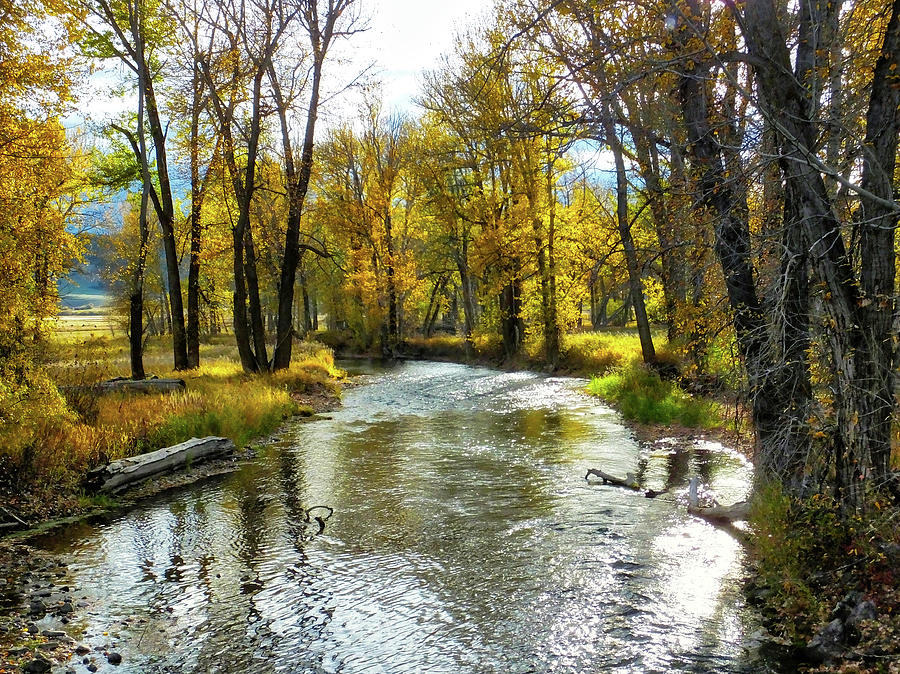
(76, 492, 119, 510)
(586, 362, 719, 427)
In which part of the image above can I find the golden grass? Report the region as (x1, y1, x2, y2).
(3, 334, 342, 519)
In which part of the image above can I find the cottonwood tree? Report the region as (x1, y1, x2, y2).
(91, 128, 151, 379)
(734, 0, 900, 504)
(185, 0, 358, 372)
(314, 108, 424, 354)
(80, 0, 190, 372)
(269, 0, 360, 370)
(422, 25, 576, 362)
(0, 0, 85, 431)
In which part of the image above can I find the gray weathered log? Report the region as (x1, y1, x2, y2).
(687, 476, 750, 522)
(86, 436, 235, 493)
(97, 378, 186, 394)
(585, 468, 641, 490)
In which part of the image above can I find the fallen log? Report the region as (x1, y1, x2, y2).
(585, 468, 641, 490)
(97, 377, 186, 394)
(687, 476, 750, 522)
(86, 436, 236, 493)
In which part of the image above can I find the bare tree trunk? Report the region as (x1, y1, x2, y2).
(143, 66, 188, 370)
(129, 176, 150, 381)
(186, 57, 206, 370)
(457, 260, 477, 358)
(536, 161, 560, 369)
(858, 0, 900, 481)
(601, 109, 655, 364)
(738, 0, 899, 504)
(243, 226, 268, 370)
(631, 121, 685, 345)
(272, 0, 354, 370)
(673, 0, 813, 493)
(384, 210, 399, 345)
(499, 273, 524, 359)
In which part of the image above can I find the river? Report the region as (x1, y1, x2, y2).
(34, 360, 768, 672)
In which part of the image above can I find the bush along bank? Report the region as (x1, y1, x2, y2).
(746, 485, 900, 671)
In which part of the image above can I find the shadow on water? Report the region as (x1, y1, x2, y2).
(30, 360, 780, 673)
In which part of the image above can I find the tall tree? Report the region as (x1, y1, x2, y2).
(270, 0, 359, 371)
(81, 0, 190, 371)
(0, 0, 84, 402)
(735, 0, 900, 504)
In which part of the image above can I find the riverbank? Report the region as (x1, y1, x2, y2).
(6, 358, 762, 672)
(5, 330, 897, 671)
(1, 335, 343, 529)
(1, 335, 344, 672)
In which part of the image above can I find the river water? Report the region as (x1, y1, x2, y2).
(36, 360, 766, 673)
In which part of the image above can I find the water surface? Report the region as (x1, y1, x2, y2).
(38, 361, 762, 672)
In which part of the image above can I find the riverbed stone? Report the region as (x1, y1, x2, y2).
(805, 617, 845, 663)
(22, 657, 51, 673)
(107, 652, 123, 665)
(847, 599, 877, 628)
(74, 645, 90, 655)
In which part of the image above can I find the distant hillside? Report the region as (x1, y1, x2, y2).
(58, 270, 111, 311)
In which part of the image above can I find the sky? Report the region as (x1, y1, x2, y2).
(73, 0, 490, 130)
(331, 0, 490, 115)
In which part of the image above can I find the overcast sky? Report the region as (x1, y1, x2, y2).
(75, 0, 490, 130)
(328, 0, 490, 116)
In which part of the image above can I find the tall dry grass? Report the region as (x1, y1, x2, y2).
(2, 334, 342, 518)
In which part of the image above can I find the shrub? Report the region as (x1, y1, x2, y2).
(586, 362, 719, 428)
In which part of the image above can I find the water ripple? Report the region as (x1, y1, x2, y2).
(35, 360, 762, 673)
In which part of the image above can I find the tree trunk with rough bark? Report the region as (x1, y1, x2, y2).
(601, 106, 655, 364)
(738, 0, 900, 505)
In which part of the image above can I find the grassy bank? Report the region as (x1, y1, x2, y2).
(586, 366, 721, 429)
(324, 328, 672, 375)
(1, 333, 343, 524)
(375, 329, 730, 432)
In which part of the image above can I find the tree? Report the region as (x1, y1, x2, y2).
(91, 128, 150, 379)
(0, 0, 86, 454)
(734, 0, 900, 504)
(270, 0, 359, 371)
(81, 0, 190, 371)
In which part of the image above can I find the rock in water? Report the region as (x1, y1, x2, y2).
(107, 652, 123, 665)
(23, 658, 51, 673)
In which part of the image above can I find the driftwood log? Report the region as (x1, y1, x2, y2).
(585, 468, 671, 498)
(585, 468, 641, 490)
(686, 476, 750, 522)
(61, 378, 186, 398)
(86, 436, 236, 493)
